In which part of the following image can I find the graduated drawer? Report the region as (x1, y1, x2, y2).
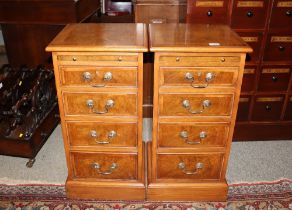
(57, 54, 138, 63)
(159, 94, 234, 116)
(67, 121, 137, 147)
(159, 55, 240, 67)
(63, 92, 137, 116)
(59, 66, 137, 87)
(72, 152, 137, 180)
(160, 67, 238, 87)
(157, 153, 223, 180)
(158, 123, 229, 147)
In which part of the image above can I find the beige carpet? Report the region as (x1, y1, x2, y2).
(0, 119, 291, 184)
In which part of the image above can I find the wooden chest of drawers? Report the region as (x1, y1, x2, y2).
(46, 23, 147, 200)
(148, 24, 252, 201)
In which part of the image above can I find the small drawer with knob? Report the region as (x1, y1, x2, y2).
(284, 95, 292, 121)
(231, 0, 268, 29)
(71, 152, 137, 180)
(270, 0, 292, 29)
(241, 66, 257, 92)
(236, 96, 251, 121)
(59, 66, 137, 87)
(157, 153, 224, 180)
(186, 0, 230, 24)
(258, 66, 291, 91)
(159, 93, 234, 117)
(57, 54, 138, 65)
(264, 34, 292, 61)
(159, 55, 241, 67)
(63, 92, 137, 116)
(67, 121, 137, 147)
(158, 123, 229, 147)
(160, 67, 239, 88)
(251, 95, 284, 121)
(237, 32, 263, 63)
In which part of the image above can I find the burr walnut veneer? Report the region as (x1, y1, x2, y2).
(46, 23, 147, 200)
(148, 24, 252, 201)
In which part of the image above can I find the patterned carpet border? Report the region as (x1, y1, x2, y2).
(0, 179, 291, 210)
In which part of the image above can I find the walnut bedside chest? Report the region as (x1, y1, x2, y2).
(46, 23, 147, 200)
(148, 24, 252, 201)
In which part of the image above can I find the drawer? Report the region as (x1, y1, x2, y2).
(63, 92, 137, 116)
(159, 94, 234, 117)
(57, 54, 138, 63)
(264, 34, 292, 61)
(270, 0, 292, 29)
(59, 66, 137, 87)
(158, 123, 229, 147)
(236, 96, 251, 121)
(231, 0, 268, 29)
(161, 67, 239, 87)
(67, 122, 137, 147)
(258, 66, 291, 91)
(157, 153, 223, 180)
(72, 152, 137, 180)
(284, 95, 292, 120)
(159, 55, 241, 67)
(251, 95, 284, 121)
(237, 32, 263, 62)
(134, 4, 187, 23)
(187, 0, 230, 24)
(241, 66, 256, 92)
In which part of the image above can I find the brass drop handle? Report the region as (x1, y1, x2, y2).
(178, 162, 204, 175)
(182, 99, 211, 114)
(180, 131, 207, 144)
(83, 71, 113, 87)
(90, 130, 117, 144)
(185, 72, 215, 88)
(86, 99, 114, 114)
(92, 162, 118, 175)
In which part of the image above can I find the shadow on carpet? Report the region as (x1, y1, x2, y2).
(0, 179, 291, 210)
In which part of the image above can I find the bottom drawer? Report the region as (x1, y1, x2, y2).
(72, 152, 137, 180)
(157, 154, 223, 180)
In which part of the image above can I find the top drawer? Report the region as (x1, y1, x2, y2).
(231, 0, 268, 29)
(270, 0, 292, 29)
(159, 55, 241, 67)
(56, 54, 138, 66)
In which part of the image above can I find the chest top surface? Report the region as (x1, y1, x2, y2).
(149, 24, 252, 53)
(46, 23, 148, 52)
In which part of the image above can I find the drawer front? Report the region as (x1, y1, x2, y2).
(159, 94, 234, 116)
(135, 4, 186, 23)
(161, 67, 239, 87)
(157, 154, 223, 180)
(158, 123, 229, 147)
(264, 34, 292, 61)
(59, 66, 137, 87)
(57, 54, 138, 63)
(63, 92, 137, 116)
(284, 95, 292, 120)
(231, 0, 268, 29)
(270, 0, 292, 29)
(241, 66, 256, 92)
(72, 152, 137, 180)
(251, 95, 284, 121)
(236, 96, 251, 121)
(159, 56, 241, 67)
(258, 66, 291, 91)
(237, 32, 263, 62)
(67, 122, 137, 147)
(187, 0, 230, 24)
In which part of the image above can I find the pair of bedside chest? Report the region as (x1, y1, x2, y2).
(46, 23, 251, 201)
